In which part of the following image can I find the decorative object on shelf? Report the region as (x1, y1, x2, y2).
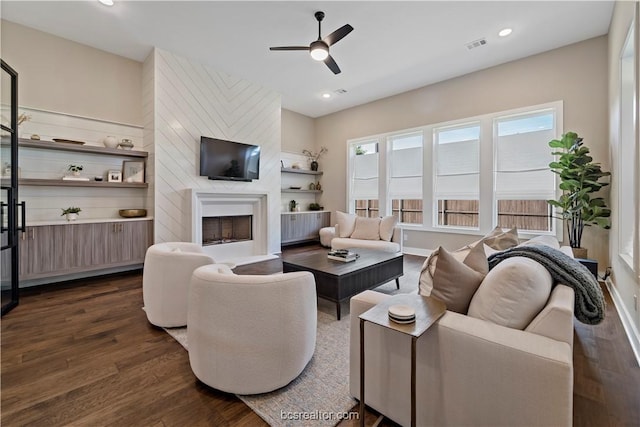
(17, 113, 31, 126)
(289, 186, 302, 190)
(315, 182, 322, 191)
(119, 209, 147, 218)
(67, 164, 83, 176)
(2, 162, 11, 178)
(291, 162, 301, 169)
(281, 160, 285, 169)
(309, 203, 321, 211)
(94, 176, 103, 181)
(53, 138, 85, 145)
(103, 135, 118, 148)
(289, 200, 298, 212)
(355, 145, 367, 155)
(108, 170, 122, 183)
(61, 206, 81, 221)
(308, 182, 316, 190)
(119, 138, 134, 150)
(303, 146, 328, 171)
(547, 131, 611, 258)
(122, 160, 145, 183)
(30, 134, 40, 140)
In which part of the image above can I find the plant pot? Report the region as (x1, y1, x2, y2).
(72, 171, 80, 177)
(572, 247, 588, 259)
(310, 161, 318, 171)
(66, 213, 78, 221)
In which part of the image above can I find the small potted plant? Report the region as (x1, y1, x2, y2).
(68, 164, 83, 177)
(302, 146, 328, 171)
(61, 207, 82, 221)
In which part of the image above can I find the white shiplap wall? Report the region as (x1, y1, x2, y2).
(15, 108, 145, 222)
(144, 49, 282, 253)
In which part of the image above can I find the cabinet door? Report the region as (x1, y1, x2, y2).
(281, 215, 295, 243)
(127, 221, 151, 263)
(92, 221, 151, 266)
(19, 226, 55, 278)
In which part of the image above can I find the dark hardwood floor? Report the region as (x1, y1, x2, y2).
(1, 245, 638, 426)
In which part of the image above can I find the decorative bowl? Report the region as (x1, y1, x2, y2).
(118, 209, 147, 218)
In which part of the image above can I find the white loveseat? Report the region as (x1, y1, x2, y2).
(349, 241, 575, 427)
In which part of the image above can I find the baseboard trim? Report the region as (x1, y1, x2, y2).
(402, 247, 432, 257)
(605, 278, 640, 367)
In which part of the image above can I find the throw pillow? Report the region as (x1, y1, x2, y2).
(336, 211, 357, 238)
(419, 242, 490, 296)
(467, 257, 552, 330)
(350, 217, 382, 240)
(428, 243, 488, 314)
(379, 215, 397, 242)
(482, 226, 519, 250)
(518, 234, 560, 250)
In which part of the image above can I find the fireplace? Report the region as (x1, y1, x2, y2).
(202, 215, 252, 246)
(188, 191, 272, 263)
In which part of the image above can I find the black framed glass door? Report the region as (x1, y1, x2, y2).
(1, 59, 20, 316)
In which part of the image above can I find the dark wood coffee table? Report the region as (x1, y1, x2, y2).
(282, 248, 404, 320)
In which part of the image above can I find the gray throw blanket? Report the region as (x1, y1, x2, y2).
(487, 245, 605, 325)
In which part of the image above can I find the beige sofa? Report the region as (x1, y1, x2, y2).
(349, 244, 575, 427)
(322, 211, 402, 252)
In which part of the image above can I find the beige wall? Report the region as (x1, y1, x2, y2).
(281, 108, 315, 153)
(0, 20, 143, 125)
(607, 1, 640, 356)
(315, 36, 610, 264)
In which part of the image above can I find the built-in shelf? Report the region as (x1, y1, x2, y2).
(281, 189, 322, 193)
(1, 138, 148, 158)
(18, 178, 148, 188)
(281, 167, 323, 176)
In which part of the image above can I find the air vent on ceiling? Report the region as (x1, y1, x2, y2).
(466, 38, 487, 50)
(334, 89, 348, 94)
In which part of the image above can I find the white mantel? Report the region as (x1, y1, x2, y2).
(187, 190, 275, 263)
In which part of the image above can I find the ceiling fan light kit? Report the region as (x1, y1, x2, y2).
(269, 11, 353, 74)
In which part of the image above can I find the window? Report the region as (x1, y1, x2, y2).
(619, 21, 636, 265)
(389, 133, 423, 224)
(494, 110, 556, 232)
(433, 124, 480, 228)
(346, 101, 562, 237)
(351, 141, 379, 218)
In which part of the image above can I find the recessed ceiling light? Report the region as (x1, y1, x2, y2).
(98, 0, 114, 6)
(498, 28, 513, 37)
(322, 93, 331, 99)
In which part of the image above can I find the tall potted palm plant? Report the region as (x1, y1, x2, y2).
(547, 132, 611, 258)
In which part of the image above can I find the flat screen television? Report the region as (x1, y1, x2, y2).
(199, 136, 260, 181)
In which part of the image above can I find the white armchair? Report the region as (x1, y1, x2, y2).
(187, 265, 317, 394)
(143, 242, 224, 328)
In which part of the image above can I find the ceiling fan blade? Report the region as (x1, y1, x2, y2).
(323, 24, 353, 46)
(324, 55, 341, 74)
(269, 46, 310, 51)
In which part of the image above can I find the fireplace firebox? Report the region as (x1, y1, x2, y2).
(202, 215, 252, 246)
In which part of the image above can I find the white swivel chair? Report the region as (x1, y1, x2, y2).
(143, 242, 233, 328)
(187, 265, 317, 394)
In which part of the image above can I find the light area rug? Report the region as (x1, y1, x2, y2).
(163, 267, 418, 427)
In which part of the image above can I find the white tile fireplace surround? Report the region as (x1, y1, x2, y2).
(188, 191, 277, 265)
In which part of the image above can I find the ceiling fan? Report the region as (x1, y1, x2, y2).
(269, 11, 353, 75)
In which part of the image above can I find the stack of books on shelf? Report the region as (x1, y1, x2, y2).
(327, 249, 359, 263)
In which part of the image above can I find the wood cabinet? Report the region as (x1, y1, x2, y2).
(281, 212, 330, 245)
(19, 219, 152, 281)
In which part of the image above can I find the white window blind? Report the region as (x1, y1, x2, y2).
(495, 111, 555, 199)
(389, 133, 423, 199)
(434, 124, 480, 200)
(352, 142, 379, 199)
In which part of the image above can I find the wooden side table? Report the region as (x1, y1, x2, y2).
(359, 294, 446, 427)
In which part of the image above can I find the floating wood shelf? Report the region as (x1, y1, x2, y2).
(281, 168, 323, 176)
(281, 189, 322, 193)
(19, 178, 148, 189)
(1, 138, 148, 158)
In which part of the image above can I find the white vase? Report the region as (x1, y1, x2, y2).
(66, 213, 78, 221)
(72, 171, 80, 177)
(103, 136, 118, 148)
